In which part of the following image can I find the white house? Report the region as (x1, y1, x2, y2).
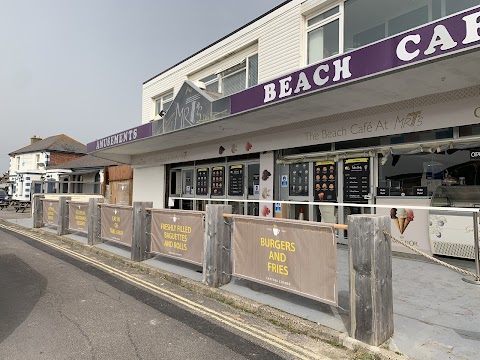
(9, 135, 86, 201)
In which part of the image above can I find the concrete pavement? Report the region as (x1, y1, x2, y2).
(1, 206, 479, 359)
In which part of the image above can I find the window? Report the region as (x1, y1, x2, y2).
(198, 54, 259, 96)
(36, 154, 41, 169)
(155, 91, 174, 117)
(344, 0, 479, 51)
(16, 157, 20, 170)
(306, 6, 341, 64)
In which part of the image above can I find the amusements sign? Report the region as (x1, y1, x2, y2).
(151, 210, 204, 265)
(232, 216, 337, 305)
(101, 206, 133, 246)
(68, 203, 89, 233)
(344, 158, 370, 203)
(196, 168, 209, 195)
(229, 165, 244, 196)
(314, 161, 337, 202)
(211, 166, 225, 196)
(42, 200, 59, 226)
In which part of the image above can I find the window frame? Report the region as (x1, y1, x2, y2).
(199, 53, 259, 96)
(305, 1, 345, 66)
(154, 91, 174, 118)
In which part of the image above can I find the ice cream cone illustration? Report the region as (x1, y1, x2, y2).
(390, 208, 401, 233)
(402, 209, 414, 233)
(397, 208, 407, 234)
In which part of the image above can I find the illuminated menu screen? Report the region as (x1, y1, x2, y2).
(314, 161, 337, 202)
(196, 168, 209, 195)
(211, 166, 225, 196)
(229, 165, 244, 196)
(344, 158, 370, 204)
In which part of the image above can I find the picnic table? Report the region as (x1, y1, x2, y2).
(13, 201, 31, 213)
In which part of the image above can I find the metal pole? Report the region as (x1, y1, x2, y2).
(463, 212, 480, 285)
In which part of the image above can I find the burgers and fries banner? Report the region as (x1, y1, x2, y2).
(232, 216, 338, 305)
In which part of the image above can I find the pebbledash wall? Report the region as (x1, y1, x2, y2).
(89, 1, 480, 257)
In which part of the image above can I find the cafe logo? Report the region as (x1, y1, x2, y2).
(475, 107, 480, 118)
(171, 215, 179, 223)
(272, 224, 280, 236)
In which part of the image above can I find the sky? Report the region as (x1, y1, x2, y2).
(0, 0, 285, 172)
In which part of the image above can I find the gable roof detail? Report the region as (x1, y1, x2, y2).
(9, 134, 87, 156)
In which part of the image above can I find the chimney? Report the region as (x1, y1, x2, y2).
(30, 135, 42, 144)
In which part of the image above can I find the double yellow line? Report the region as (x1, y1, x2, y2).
(0, 224, 329, 360)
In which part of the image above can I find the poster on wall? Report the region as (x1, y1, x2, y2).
(228, 165, 244, 196)
(289, 163, 309, 197)
(314, 161, 337, 202)
(196, 168, 209, 195)
(376, 200, 431, 255)
(343, 158, 370, 204)
(211, 166, 225, 196)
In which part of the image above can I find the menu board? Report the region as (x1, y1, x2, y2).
(314, 161, 337, 202)
(196, 168, 209, 195)
(211, 166, 225, 196)
(344, 158, 370, 204)
(229, 165, 244, 196)
(289, 163, 309, 197)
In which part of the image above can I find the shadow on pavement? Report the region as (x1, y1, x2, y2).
(0, 254, 47, 343)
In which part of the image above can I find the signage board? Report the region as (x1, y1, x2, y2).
(211, 166, 225, 196)
(42, 200, 59, 226)
(344, 158, 370, 204)
(377, 187, 390, 196)
(230, 7, 480, 114)
(87, 123, 152, 152)
(196, 168, 209, 195)
(289, 163, 309, 197)
(232, 216, 337, 305)
(228, 165, 244, 196)
(470, 149, 480, 160)
(281, 175, 288, 188)
(101, 206, 133, 246)
(413, 186, 428, 196)
(151, 210, 204, 265)
(314, 161, 337, 202)
(68, 203, 89, 233)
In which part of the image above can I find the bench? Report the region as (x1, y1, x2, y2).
(14, 202, 31, 213)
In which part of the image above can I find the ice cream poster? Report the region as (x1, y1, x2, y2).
(377, 206, 432, 255)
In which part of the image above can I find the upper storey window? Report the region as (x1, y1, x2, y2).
(155, 91, 173, 117)
(343, 0, 479, 51)
(305, 0, 479, 64)
(306, 5, 341, 64)
(199, 53, 259, 96)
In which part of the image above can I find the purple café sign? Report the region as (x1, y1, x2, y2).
(231, 6, 480, 114)
(87, 123, 152, 152)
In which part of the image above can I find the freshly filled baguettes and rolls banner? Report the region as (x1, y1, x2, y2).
(42, 200, 59, 226)
(232, 216, 337, 305)
(101, 206, 133, 246)
(151, 210, 204, 265)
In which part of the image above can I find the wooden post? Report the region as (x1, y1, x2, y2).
(203, 204, 232, 287)
(131, 202, 152, 262)
(88, 198, 104, 245)
(57, 196, 71, 235)
(348, 214, 393, 346)
(145, 209, 153, 257)
(33, 194, 45, 228)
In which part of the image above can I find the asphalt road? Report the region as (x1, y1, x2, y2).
(0, 224, 353, 360)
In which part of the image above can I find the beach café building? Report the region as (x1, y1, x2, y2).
(88, 0, 480, 259)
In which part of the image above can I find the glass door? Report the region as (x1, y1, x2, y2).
(181, 169, 194, 210)
(247, 163, 260, 216)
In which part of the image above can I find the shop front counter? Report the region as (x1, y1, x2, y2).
(429, 186, 480, 259)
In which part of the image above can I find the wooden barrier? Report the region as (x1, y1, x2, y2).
(348, 214, 393, 346)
